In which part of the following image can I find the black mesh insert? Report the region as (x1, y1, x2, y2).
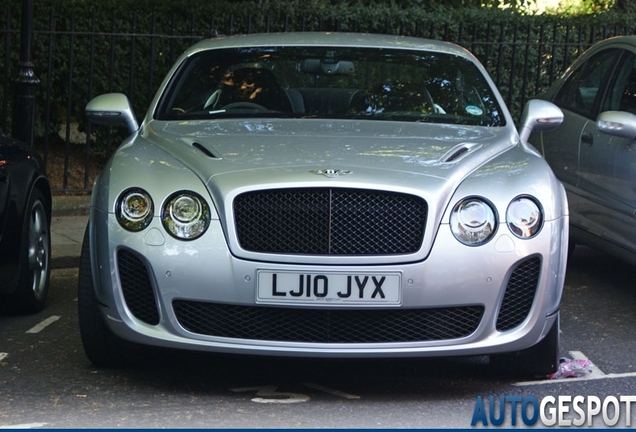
(233, 188, 427, 255)
(496, 256, 541, 331)
(118, 249, 160, 325)
(173, 300, 484, 343)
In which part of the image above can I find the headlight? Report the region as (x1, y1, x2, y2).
(507, 196, 543, 239)
(450, 197, 496, 246)
(162, 191, 211, 240)
(116, 188, 154, 232)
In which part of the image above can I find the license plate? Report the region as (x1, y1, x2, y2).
(257, 271, 401, 305)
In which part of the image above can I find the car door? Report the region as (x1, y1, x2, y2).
(540, 49, 622, 191)
(577, 50, 636, 256)
(539, 48, 623, 233)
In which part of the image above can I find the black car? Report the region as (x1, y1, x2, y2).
(0, 132, 52, 313)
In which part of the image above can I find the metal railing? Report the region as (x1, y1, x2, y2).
(1, 7, 634, 193)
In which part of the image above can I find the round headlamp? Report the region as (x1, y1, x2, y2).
(116, 188, 154, 232)
(162, 191, 211, 240)
(507, 196, 543, 238)
(450, 197, 496, 246)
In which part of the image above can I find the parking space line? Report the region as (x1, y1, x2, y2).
(230, 385, 310, 404)
(0, 353, 7, 361)
(0, 423, 48, 429)
(570, 350, 606, 378)
(302, 382, 361, 399)
(518, 371, 636, 386)
(513, 350, 636, 386)
(25, 316, 61, 334)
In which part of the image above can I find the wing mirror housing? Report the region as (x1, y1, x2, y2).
(86, 93, 139, 135)
(597, 111, 636, 139)
(518, 99, 563, 144)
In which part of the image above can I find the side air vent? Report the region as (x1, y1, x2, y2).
(117, 249, 160, 325)
(192, 142, 221, 159)
(440, 143, 481, 163)
(496, 256, 541, 331)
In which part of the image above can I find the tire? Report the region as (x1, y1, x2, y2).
(567, 239, 577, 263)
(491, 313, 560, 378)
(77, 224, 143, 368)
(13, 188, 51, 314)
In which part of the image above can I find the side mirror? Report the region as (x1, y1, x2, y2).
(86, 93, 139, 135)
(518, 99, 563, 143)
(596, 110, 636, 139)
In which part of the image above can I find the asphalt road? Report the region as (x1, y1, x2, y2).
(1, 245, 636, 428)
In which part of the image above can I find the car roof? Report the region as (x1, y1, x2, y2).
(185, 32, 474, 59)
(552, 35, 636, 84)
(591, 35, 636, 47)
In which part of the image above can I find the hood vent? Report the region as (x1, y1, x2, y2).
(192, 142, 221, 159)
(440, 142, 481, 163)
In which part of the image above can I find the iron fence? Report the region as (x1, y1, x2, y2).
(1, 7, 635, 193)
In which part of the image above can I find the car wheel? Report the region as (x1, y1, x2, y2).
(13, 188, 51, 314)
(491, 312, 560, 378)
(77, 224, 143, 368)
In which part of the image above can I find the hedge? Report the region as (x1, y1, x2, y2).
(1, 0, 635, 146)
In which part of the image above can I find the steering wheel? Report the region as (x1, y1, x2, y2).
(220, 101, 268, 111)
(203, 90, 221, 109)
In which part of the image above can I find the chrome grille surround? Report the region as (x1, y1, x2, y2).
(233, 188, 427, 255)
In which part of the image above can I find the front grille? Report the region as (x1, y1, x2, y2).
(233, 188, 427, 255)
(118, 249, 160, 325)
(173, 300, 484, 343)
(496, 256, 541, 331)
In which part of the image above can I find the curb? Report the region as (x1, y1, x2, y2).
(52, 255, 81, 270)
(51, 195, 90, 270)
(50, 213, 88, 270)
(52, 194, 91, 217)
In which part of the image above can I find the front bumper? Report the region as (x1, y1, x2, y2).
(90, 207, 567, 358)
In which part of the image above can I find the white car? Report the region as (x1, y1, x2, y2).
(81, 32, 568, 376)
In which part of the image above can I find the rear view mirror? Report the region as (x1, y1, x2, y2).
(597, 111, 636, 140)
(302, 59, 355, 75)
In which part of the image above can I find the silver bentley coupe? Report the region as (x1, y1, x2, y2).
(81, 32, 568, 376)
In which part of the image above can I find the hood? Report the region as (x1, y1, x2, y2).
(110, 118, 525, 265)
(144, 118, 516, 194)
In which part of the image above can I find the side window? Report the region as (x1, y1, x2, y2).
(602, 52, 636, 114)
(554, 49, 620, 119)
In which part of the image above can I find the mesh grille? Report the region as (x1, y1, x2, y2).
(233, 188, 427, 255)
(173, 300, 484, 343)
(118, 249, 160, 325)
(496, 256, 541, 331)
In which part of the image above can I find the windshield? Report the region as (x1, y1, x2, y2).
(155, 46, 506, 127)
